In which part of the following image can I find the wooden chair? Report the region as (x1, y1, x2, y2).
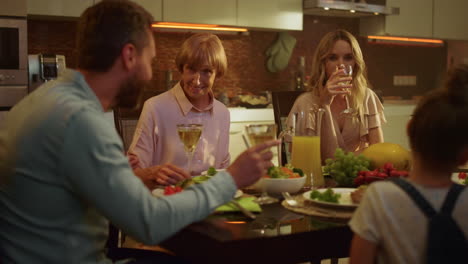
(271, 90, 304, 165)
(113, 90, 164, 151)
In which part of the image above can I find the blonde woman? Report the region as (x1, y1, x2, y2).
(128, 33, 231, 185)
(286, 29, 385, 161)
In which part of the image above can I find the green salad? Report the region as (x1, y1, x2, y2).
(310, 188, 341, 203)
(206, 167, 217, 176)
(266, 164, 304, 179)
(176, 167, 217, 189)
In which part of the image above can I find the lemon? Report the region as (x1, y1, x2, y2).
(362, 142, 411, 170)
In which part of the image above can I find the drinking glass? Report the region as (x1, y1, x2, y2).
(245, 124, 277, 147)
(177, 124, 203, 175)
(338, 64, 355, 115)
(245, 124, 278, 205)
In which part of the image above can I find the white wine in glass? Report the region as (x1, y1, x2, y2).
(245, 124, 279, 205)
(338, 64, 355, 115)
(245, 124, 277, 147)
(177, 124, 203, 175)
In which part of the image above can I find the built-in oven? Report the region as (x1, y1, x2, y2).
(0, 17, 28, 109)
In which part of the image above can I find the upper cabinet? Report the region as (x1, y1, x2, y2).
(27, 0, 94, 17)
(237, 0, 303, 30)
(133, 0, 162, 21)
(433, 0, 468, 40)
(384, 0, 432, 38)
(27, 0, 302, 31)
(162, 0, 302, 30)
(27, 0, 161, 19)
(163, 0, 236, 26)
(360, 0, 468, 40)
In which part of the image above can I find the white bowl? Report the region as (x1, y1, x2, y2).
(254, 176, 306, 195)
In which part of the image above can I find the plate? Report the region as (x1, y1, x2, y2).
(234, 189, 243, 199)
(303, 188, 358, 210)
(152, 188, 243, 199)
(152, 188, 164, 198)
(452, 172, 466, 185)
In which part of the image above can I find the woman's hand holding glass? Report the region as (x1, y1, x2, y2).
(322, 64, 353, 107)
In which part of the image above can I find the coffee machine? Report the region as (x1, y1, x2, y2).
(28, 54, 66, 92)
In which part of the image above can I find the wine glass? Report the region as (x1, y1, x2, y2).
(245, 124, 279, 205)
(177, 123, 203, 175)
(338, 64, 355, 115)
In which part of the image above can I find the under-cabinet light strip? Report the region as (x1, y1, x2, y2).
(368, 35, 443, 44)
(152, 22, 248, 32)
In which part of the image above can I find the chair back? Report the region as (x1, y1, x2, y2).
(113, 90, 164, 151)
(271, 90, 304, 165)
(108, 89, 164, 253)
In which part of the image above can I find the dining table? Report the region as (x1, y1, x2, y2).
(118, 193, 354, 264)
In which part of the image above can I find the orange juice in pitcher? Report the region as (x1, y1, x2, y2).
(291, 136, 323, 188)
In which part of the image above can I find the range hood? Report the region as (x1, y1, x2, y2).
(303, 0, 399, 17)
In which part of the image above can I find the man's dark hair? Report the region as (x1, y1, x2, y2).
(76, 0, 154, 72)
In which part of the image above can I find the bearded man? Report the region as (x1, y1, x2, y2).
(0, 1, 277, 263)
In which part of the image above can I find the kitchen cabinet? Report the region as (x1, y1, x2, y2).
(27, 0, 93, 17)
(94, 0, 163, 21)
(163, 0, 302, 30)
(163, 0, 236, 26)
(27, 0, 162, 20)
(237, 0, 303, 30)
(133, 0, 162, 21)
(27, 0, 302, 31)
(0, 0, 27, 17)
(433, 0, 468, 40)
(384, 0, 432, 38)
(381, 102, 416, 150)
(360, 0, 468, 40)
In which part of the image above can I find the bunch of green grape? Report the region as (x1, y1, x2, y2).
(323, 148, 371, 187)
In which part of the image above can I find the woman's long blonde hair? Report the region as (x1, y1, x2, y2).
(308, 29, 369, 118)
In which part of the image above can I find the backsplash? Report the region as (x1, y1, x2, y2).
(28, 15, 447, 100)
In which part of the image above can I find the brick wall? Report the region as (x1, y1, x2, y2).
(28, 15, 447, 100)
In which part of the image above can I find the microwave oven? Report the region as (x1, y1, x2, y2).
(0, 17, 28, 108)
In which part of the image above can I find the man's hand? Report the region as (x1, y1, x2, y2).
(127, 153, 140, 169)
(134, 164, 191, 190)
(227, 140, 280, 189)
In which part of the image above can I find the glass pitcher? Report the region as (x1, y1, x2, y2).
(278, 107, 325, 188)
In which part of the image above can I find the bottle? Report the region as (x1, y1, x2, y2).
(165, 70, 173, 90)
(295, 56, 306, 91)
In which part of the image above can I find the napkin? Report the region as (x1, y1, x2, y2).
(215, 197, 262, 213)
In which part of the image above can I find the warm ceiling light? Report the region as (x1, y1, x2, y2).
(368, 35, 444, 45)
(224, 221, 246, 224)
(323, 7, 330, 10)
(350, 9, 356, 13)
(152, 22, 248, 32)
(374, 12, 379, 15)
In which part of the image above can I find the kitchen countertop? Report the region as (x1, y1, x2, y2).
(228, 107, 274, 122)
